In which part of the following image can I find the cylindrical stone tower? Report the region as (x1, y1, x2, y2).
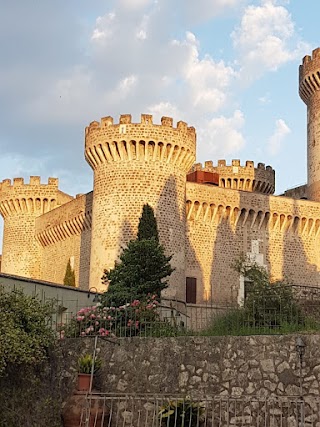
(85, 114, 196, 297)
(299, 47, 320, 201)
(0, 176, 73, 278)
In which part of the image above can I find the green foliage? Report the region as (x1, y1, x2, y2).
(233, 254, 303, 329)
(78, 354, 101, 374)
(137, 203, 159, 242)
(203, 255, 307, 336)
(159, 399, 205, 427)
(0, 362, 62, 427)
(63, 259, 75, 287)
(0, 288, 56, 376)
(101, 238, 174, 306)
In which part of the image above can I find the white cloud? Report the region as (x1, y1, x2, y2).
(232, 0, 309, 82)
(258, 93, 271, 105)
(267, 118, 291, 155)
(91, 13, 116, 42)
(197, 110, 246, 159)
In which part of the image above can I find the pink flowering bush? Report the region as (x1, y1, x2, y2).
(60, 295, 160, 338)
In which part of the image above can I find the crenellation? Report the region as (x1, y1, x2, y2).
(141, 114, 153, 124)
(29, 176, 41, 186)
(120, 114, 132, 124)
(161, 116, 173, 127)
(101, 116, 113, 127)
(177, 120, 187, 132)
(13, 178, 24, 186)
(313, 47, 320, 59)
(48, 177, 59, 187)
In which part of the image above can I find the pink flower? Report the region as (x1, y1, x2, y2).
(95, 321, 99, 326)
(81, 331, 86, 336)
(131, 300, 140, 307)
(76, 316, 85, 322)
(90, 314, 96, 319)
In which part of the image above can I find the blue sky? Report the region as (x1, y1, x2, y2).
(0, 0, 319, 246)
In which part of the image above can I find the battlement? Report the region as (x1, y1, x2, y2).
(192, 160, 274, 172)
(0, 176, 59, 190)
(85, 114, 195, 136)
(190, 160, 275, 194)
(299, 48, 320, 104)
(0, 176, 72, 218)
(85, 113, 196, 173)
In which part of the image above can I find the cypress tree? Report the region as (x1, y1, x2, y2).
(63, 259, 76, 287)
(137, 204, 159, 242)
(101, 204, 174, 306)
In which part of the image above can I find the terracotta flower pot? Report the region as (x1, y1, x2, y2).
(62, 393, 109, 427)
(77, 373, 91, 391)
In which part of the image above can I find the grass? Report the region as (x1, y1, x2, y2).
(198, 308, 320, 336)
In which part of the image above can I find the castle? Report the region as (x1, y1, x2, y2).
(1, 49, 320, 305)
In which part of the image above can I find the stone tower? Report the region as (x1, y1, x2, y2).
(299, 47, 320, 201)
(85, 114, 196, 296)
(0, 177, 72, 278)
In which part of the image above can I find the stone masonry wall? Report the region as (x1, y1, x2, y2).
(63, 335, 320, 400)
(36, 193, 92, 289)
(186, 183, 320, 304)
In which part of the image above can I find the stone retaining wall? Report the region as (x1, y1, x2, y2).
(62, 334, 320, 400)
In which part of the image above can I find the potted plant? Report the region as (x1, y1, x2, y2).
(77, 354, 101, 392)
(159, 398, 205, 427)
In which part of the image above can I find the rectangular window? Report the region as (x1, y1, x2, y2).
(186, 277, 197, 304)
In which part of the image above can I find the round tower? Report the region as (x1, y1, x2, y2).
(299, 47, 320, 201)
(0, 176, 73, 278)
(85, 113, 196, 297)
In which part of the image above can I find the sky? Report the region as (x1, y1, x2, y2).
(0, 0, 319, 245)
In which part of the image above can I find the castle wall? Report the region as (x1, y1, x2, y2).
(35, 193, 92, 289)
(0, 177, 73, 279)
(186, 183, 320, 304)
(85, 114, 196, 297)
(191, 160, 275, 194)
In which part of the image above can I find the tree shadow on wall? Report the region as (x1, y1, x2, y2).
(282, 198, 319, 286)
(210, 205, 238, 305)
(79, 191, 93, 290)
(157, 175, 203, 303)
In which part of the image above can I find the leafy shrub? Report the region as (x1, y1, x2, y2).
(78, 354, 101, 374)
(61, 295, 160, 338)
(0, 288, 56, 376)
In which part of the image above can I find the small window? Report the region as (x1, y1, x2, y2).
(119, 124, 126, 134)
(186, 277, 197, 304)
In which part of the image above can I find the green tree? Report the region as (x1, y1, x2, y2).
(137, 203, 159, 242)
(102, 205, 174, 306)
(63, 259, 75, 287)
(0, 288, 56, 376)
(101, 239, 174, 306)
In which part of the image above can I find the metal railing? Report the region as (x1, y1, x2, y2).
(55, 284, 320, 338)
(78, 394, 317, 427)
